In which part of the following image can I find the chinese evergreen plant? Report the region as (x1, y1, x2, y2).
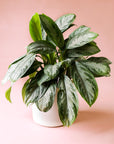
(2, 13, 111, 126)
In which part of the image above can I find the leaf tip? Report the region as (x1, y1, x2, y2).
(1, 79, 5, 85)
(95, 33, 99, 38)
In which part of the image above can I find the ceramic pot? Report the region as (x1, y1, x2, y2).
(32, 91, 63, 127)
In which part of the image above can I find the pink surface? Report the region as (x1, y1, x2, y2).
(0, 0, 114, 144)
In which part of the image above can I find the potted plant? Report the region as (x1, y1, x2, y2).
(2, 13, 111, 127)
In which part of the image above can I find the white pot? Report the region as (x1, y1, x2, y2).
(32, 92, 63, 127)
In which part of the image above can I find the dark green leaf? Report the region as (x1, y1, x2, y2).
(80, 57, 111, 77)
(57, 75, 78, 126)
(29, 70, 52, 87)
(10, 54, 35, 82)
(66, 26, 98, 49)
(44, 59, 73, 79)
(29, 13, 42, 41)
(36, 82, 56, 112)
(67, 41, 100, 57)
(62, 58, 74, 68)
(44, 62, 62, 79)
(25, 87, 40, 105)
(40, 14, 64, 49)
(22, 60, 42, 77)
(41, 23, 46, 40)
(62, 24, 75, 33)
(71, 61, 98, 106)
(46, 35, 56, 47)
(38, 59, 72, 83)
(27, 40, 56, 54)
(25, 74, 40, 105)
(36, 70, 52, 86)
(25, 83, 49, 106)
(55, 14, 76, 32)
(87, 57, 112, 65)
(2, 55, 26, 84)
(22, 79, 30, 102)
(5, 87, 12, 103)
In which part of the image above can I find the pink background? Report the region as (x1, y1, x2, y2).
(0, 0, 114, 144)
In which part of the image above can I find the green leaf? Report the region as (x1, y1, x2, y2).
(2, 55, 26, 84)
(29, 13, 42, 41)
(2, 64, 17, 84)
(47, 52, 57, 65)
(55, 14, 76, 32)
(25, 87, 40, 105)
(8, 55, 26, 68)
(25, 75, 39, 105)
(10, 54, 35, 82)
(44, 62, 62, 79)
(5, 87, 12, 103)
(36, 82, 56, 112)
(2, 54, 35, 84)
(22, 79, 30, 102)
(57, 75, 78, 126)
(25, 83, 48, 106)
(22, 60, 42, 77)
(36, 70, 51, 86)
(67, 41, 100, 57)
(29, 70, 51, 87)
(66, 26, 98, 49)
(41, 23, 46, 40)
(69, 25, 90, 39)
(40, 14, 64, 49)
(62, 58, 74, 68)
(29, 72, 37, 78)
(46, 35, 56, 47)
(87, 57, 112, 65)
(37, 59, 73, 85)
(27, 40, 56, 54)
(25, 74, 56, 108)
(71, 61, 98, 106)
(62, 24, 75, 33)
(44, 59, 73, 79)
(80, 57, 111, 77)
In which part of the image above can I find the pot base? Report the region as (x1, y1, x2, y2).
(32, 103, 63, 127)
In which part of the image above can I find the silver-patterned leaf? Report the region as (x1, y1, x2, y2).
(44, 62, 62, 79)
(22, 60, 42, 77)
(71, 61, 98, 106)
(25, 83, 48, 106)
(69, 25, 90, 39)
(10, 54, 35, 82)
(66, 26, 98, 49)
(67, 41, 100, 57)
(36, 83, 56, 112)
(56, 14, 76, 32)
(57, 75, 78, 126)
(80, 57, 111, 77)
(40, 14, 64, 49)
(36, 70, 51, 86)
(2, 55, 26, 84)
(87, 57, 112, 65)
(27, 40, 56, 54)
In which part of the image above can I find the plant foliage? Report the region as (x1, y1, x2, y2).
(2, 13, 111, 126)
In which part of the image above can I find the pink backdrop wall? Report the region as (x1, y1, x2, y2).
(0, 0, 114, 144)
